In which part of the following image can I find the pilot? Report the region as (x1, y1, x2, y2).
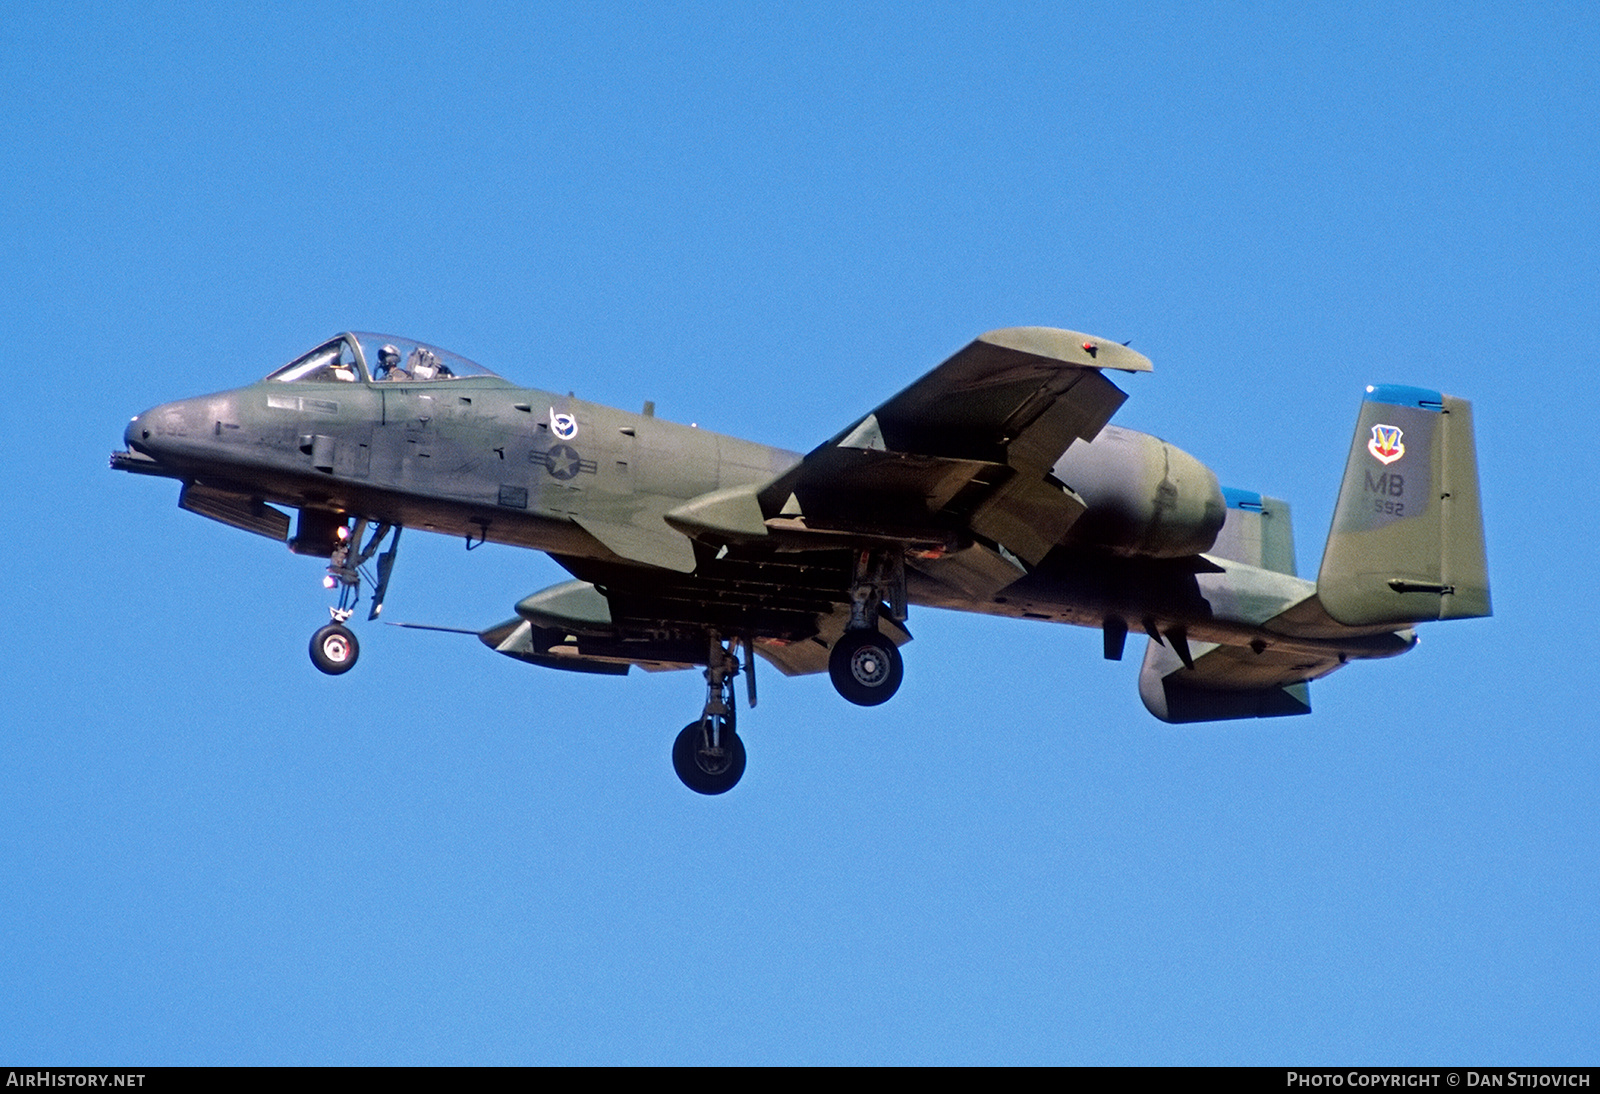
(376, 344, 408, 381)
(406, 346, 439, 380)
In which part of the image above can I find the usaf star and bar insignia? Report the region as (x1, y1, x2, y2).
(535, 443, 597, 480)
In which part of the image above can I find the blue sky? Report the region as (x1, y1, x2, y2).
(2, 0, 1595, 1064)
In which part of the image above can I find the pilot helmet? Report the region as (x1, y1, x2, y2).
(378, 344, 401, 367)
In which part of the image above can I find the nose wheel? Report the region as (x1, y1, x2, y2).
(310, 622, 359, 674)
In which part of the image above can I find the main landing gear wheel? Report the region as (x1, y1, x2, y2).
(828, 629, 903, 706)
(673, 719, 746, 795)
(310, 623, 359, 675)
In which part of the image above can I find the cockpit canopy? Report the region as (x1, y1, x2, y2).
(265, 333, 500, 385)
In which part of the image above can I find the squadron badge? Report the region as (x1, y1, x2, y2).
(1368, 423, 1405, 465)
(550, 410, 578, 440)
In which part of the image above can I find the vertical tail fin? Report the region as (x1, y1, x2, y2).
(1316, 385, 1491, 626)
(1212, 488, 1298, 576)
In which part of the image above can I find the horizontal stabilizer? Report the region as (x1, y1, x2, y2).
(1137, 635, 1324, 724)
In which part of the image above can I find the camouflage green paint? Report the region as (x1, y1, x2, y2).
(1318, 388, 1491, 626)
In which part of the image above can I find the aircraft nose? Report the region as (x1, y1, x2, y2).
(123, 397, 204, 460)
(124, 412, 148, 452)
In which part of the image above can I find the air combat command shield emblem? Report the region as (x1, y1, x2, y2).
(1368, 423, 1405, 465)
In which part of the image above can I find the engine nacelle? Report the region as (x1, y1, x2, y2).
(1053, 425, 1225, 558)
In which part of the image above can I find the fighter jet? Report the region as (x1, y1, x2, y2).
(112, 328, 1490, 794)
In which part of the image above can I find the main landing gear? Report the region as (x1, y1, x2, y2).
(826, 547, 906, 707)
(306, 517, 401, 676)
(668, 554, 910, 792)
(828, 628, 903, 706)
(672, 634, 752, 795)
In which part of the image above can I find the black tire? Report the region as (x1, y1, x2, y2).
(828, 629, 903, 706)
(672, 720, 746, 795)
(310, 623, 359, 675)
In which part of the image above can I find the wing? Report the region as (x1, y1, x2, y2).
(756, 327, 1151, 566)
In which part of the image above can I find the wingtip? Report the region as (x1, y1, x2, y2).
(977, 327, 1153, 373)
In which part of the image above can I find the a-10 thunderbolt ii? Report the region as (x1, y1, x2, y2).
(112, 327, 1490, 794)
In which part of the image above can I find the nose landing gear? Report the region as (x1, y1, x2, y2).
(306, 518, 401, 676)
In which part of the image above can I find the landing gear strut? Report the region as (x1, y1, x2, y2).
(307, 517, 401, 675)
(672, 633, 750, 795)
(827, 548, 906, 706)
